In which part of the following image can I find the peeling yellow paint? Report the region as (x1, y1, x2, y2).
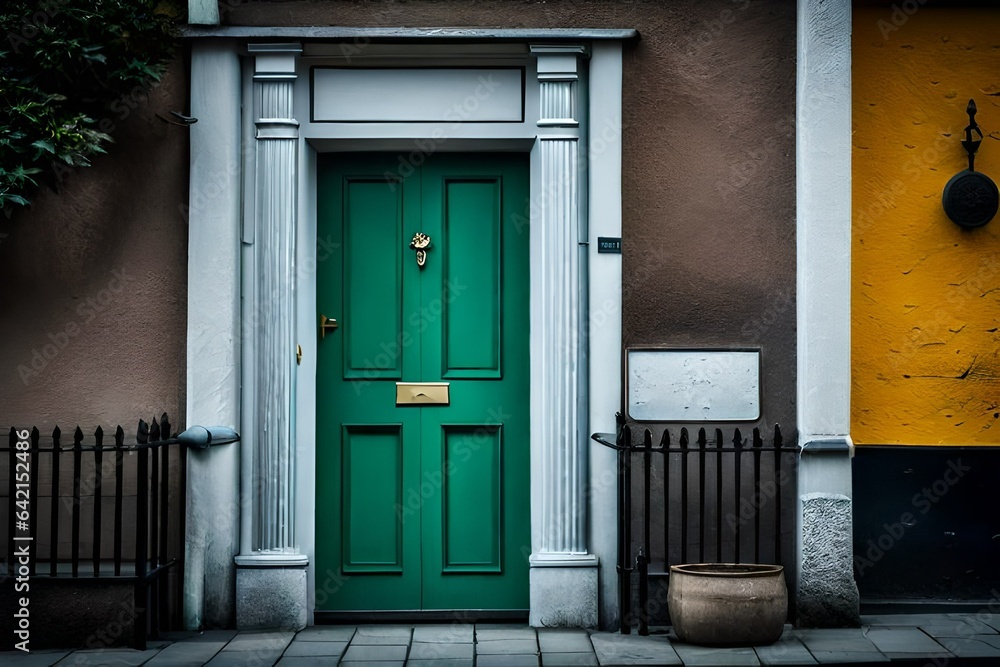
(853, 8, 1000, 445)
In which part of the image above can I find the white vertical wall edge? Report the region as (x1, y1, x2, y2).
(587, 41, 623, 631)
(184, 39, 242, 630)
(797, 0, 852, 440)
(795, 0, 859, 626)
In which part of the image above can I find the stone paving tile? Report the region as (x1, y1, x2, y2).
(671, 644, 760, 666)
(144, 640, 227, 666)
(589, 632, 681, 666)
(945, 613, 999, 634)
(979, 614, 1000, 633)
(537, 629, 595, 653)
(406, 660, 474, 667)
(542, 651, 600, 665)
(275, 658, 337, 667)
(222, 630, 296, 652)
(295, 626, 357, 642)
(753, 637, 817, 665)
(1, 651, 71, 667)
(342, 643, 409, 661)
(793, 628, 879, 654)
(861, 613, 948, 627)
(476, 654, 539, 667)
(282, 640, 348, 657)
(919, 619, 991, 638)
(977, 634, 1000, 648)
(351, 626, 412, 645)
(412, 624, 474, 643)
(476, 638, 539, 654)
(55, 648, 164, 666)
(339, 662, 405, 667)
(407, 642, 473, 660)
(807, 652, 889, 664)
(922, 636, 1000, 658)
(864, 627, 951, 655)
(475, 625, 537, 641)
(205, 651, 284, 666)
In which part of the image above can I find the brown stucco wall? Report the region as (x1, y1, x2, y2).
(226, 0, 798, 435)
(0, 59, 189, 432)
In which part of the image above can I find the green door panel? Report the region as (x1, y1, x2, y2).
(316, 152, 529, 612)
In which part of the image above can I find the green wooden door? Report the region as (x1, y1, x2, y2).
(316, 153, 530, 612)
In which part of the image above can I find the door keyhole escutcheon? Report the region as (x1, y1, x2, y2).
(410, 232, 431, 268)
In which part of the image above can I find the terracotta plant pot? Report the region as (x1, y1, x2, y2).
(667, 563, 787, 646)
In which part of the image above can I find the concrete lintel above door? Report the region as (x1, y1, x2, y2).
(182, 25, 640, 42)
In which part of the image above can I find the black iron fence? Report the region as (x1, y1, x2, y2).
(593, 413, 799, 635)
(3, 414, 184, 649)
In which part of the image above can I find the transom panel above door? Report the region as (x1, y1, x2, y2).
(315, 152, 530, 612)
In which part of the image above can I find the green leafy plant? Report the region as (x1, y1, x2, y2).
(0, 0, 184, 213)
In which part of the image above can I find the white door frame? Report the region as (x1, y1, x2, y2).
(186, 31, 627, 630)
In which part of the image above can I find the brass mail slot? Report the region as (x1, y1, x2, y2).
(396, 382, 450, 406)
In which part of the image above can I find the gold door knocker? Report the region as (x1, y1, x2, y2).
(409, 232, 431, 268)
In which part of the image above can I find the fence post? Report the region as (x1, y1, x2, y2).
(71, 426, 83, 577)
(93, 426, 103, 577)
(50, 426, 60, 577)
(113, 425, 125, 577)
(617, 416, 632, 634)
(28, 427, 39, 576)
(134, 419, 149, 651)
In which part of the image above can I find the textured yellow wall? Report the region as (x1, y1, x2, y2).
(853, 8, 1000, 444)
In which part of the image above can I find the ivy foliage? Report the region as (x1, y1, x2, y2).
(0, 0, 184, 213)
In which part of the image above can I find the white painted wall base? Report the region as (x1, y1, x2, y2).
(529, 558, 599, 628)
(235, 558, 308, 630)
(796, 443, 859, 627)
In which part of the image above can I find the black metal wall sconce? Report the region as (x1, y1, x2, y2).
(943, 99, 999, 229)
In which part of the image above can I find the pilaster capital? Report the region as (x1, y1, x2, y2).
(531, 45, 587, 128)
(529, 44, 588, 81)
(249, 43, 302, 80)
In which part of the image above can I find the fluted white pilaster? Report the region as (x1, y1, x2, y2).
(537, 136, 585, 555)
(529, 44, 597, 628)
(236, 42, 307, 632)
(250, 45, 301, 554)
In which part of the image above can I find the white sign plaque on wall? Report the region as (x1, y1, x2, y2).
(627, 349, 761, 422)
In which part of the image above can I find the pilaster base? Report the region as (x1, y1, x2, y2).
(529, 554, 599, 628)
(235, 555, 308, 631)
(796, 440, 860, 627)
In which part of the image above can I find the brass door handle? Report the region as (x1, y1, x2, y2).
(319, 314, 339, 339)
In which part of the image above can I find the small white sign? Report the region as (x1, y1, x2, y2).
(627, 349, 761, 422)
